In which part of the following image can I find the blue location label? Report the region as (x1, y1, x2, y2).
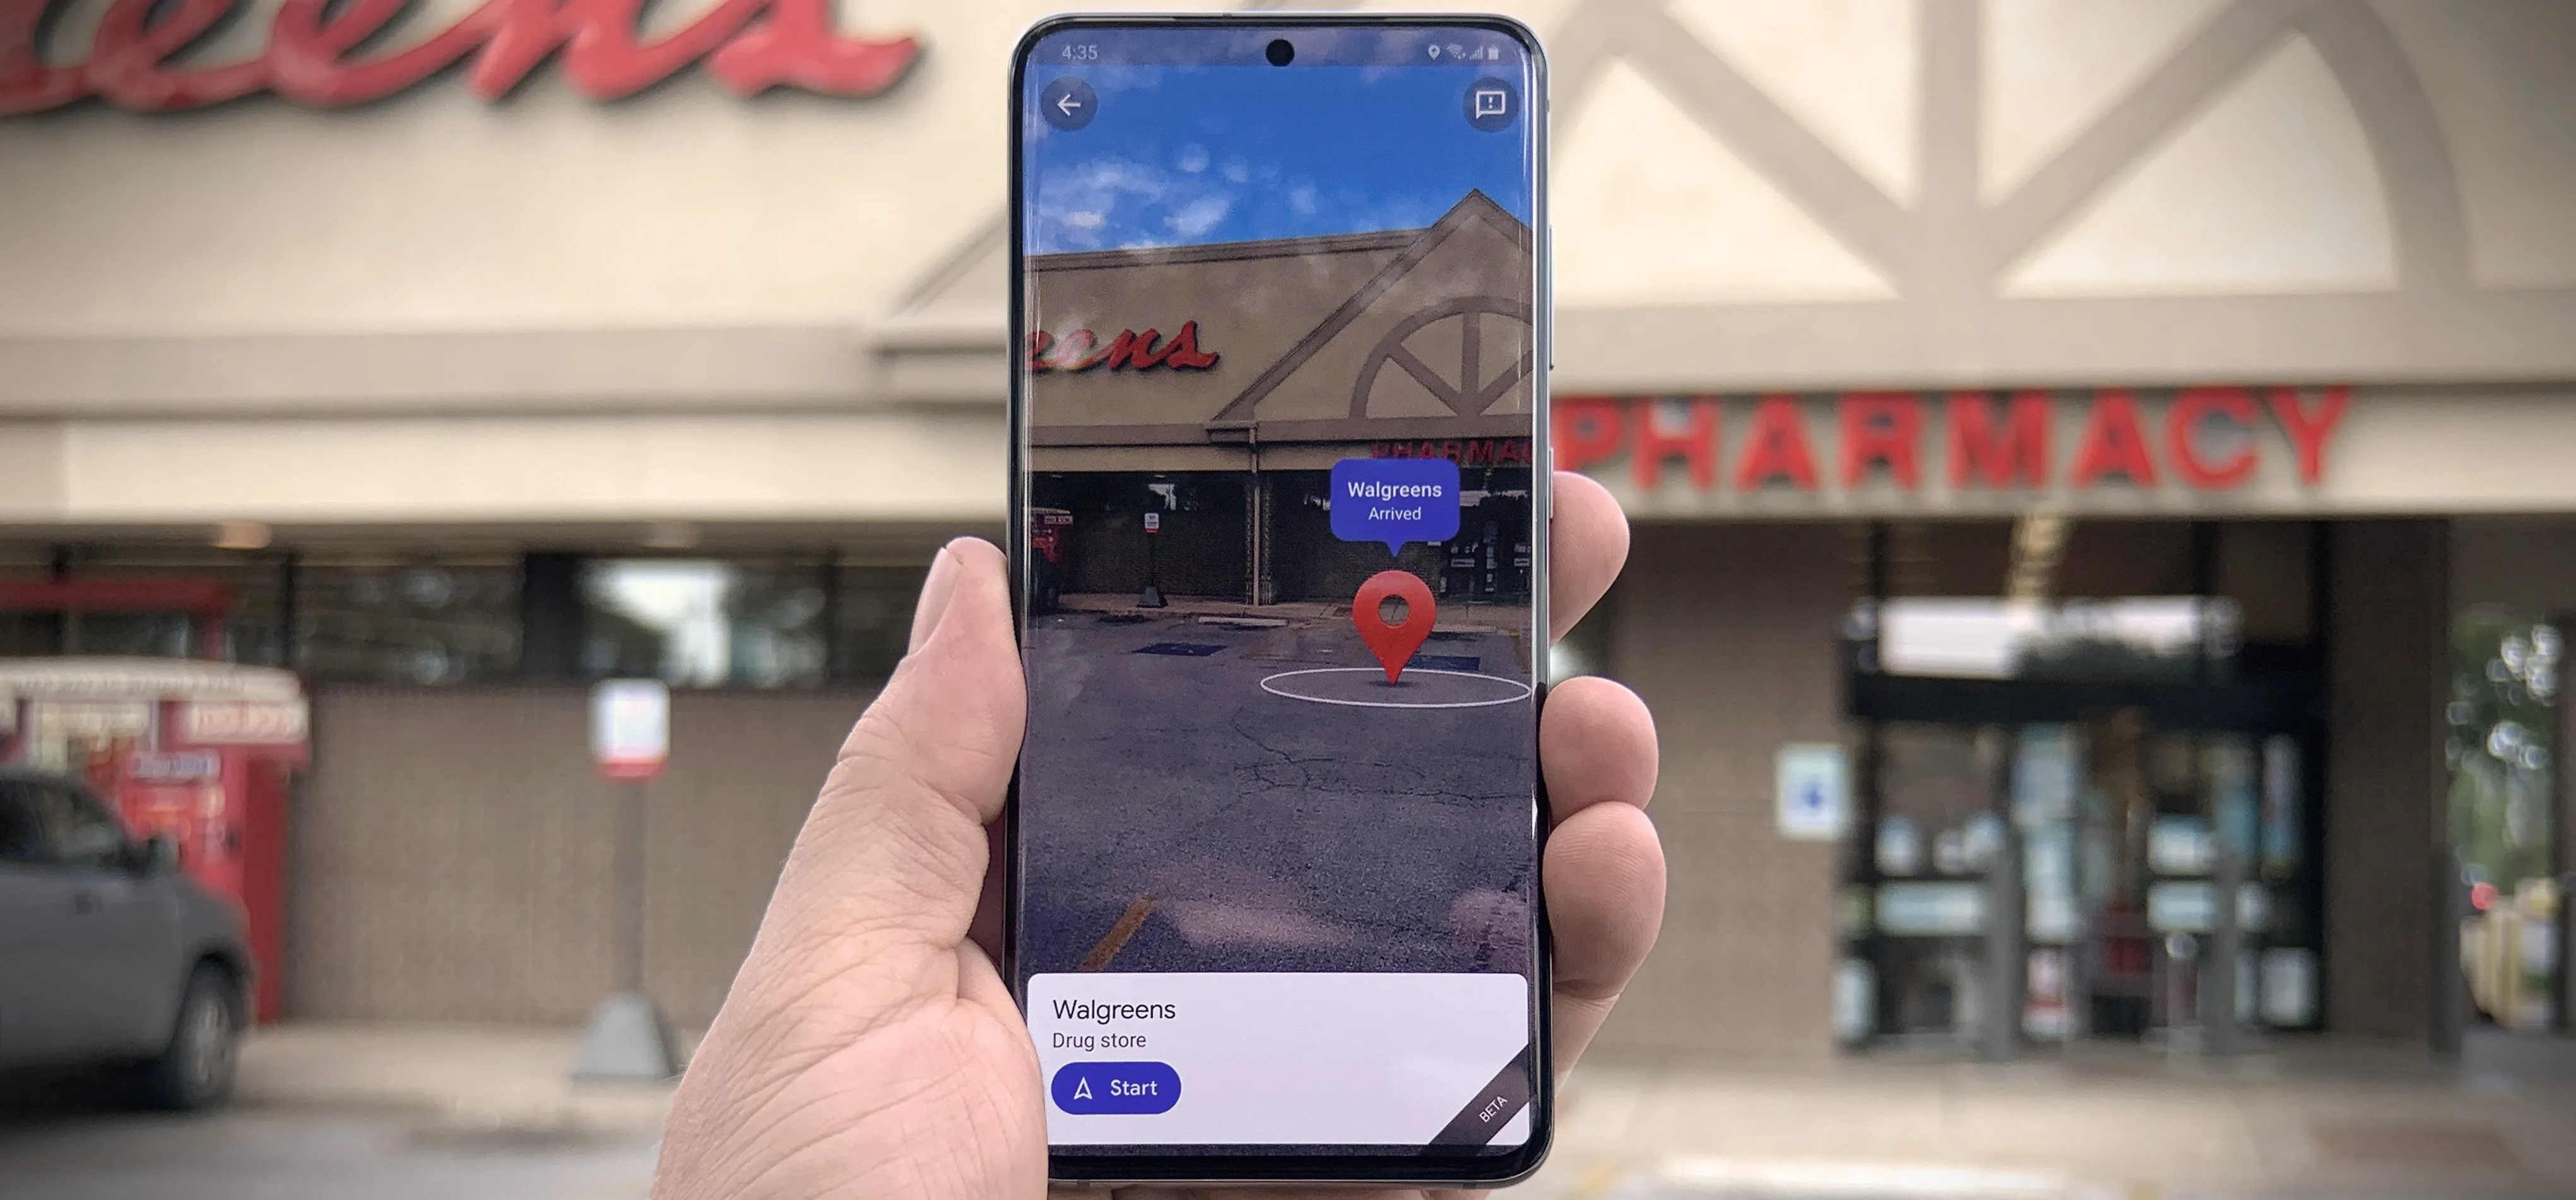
(1051, 1061, 1182, 1115)
(1330, 457, 1462, 555)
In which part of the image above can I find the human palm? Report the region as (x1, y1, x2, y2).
(656, 472, 1662, 1200)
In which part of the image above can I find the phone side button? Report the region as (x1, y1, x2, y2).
(1544, 221, 1554, 373)
(1050, 1061, 1182, 1115)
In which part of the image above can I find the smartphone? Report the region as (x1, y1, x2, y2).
(1007, 13, 1550, 1187)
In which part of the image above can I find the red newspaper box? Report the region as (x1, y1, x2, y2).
(0, 658, 309, 1024)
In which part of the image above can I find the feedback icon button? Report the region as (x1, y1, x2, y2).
(1463, 75, 1518, 131)
(1051, 1061, 1182, 1115)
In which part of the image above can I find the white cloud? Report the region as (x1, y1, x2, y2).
(1032, 154, 1252, 251)
(1166, 195, 1233, 238)
(1069, 158, 1170, 200)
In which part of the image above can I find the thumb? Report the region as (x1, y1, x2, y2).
(763, 538, 1024, 954)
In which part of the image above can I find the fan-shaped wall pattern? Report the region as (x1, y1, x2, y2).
(2002, 34, 2398, 296)
(1355, 298, 1535, 419)
(1552, 61, 1896, 305)
(860, 0, 2576, 396)
(1667, 0, 1921, 205)
(1981, 0, 2231, 201)
(2372, 0, 2576, 288)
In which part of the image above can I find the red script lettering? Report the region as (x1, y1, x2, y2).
(0, 0, 920, 114)
(1027, 322, 1219, 374)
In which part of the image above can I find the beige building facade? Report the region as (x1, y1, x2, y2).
(5, 0, 2576, 1057)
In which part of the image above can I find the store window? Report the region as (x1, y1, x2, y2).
(0, 547, 57, 658)
(297, 558, 522, 685)
(582, 559, 829, 688)
(581, 557, 931, 688)
(0, 546, 287, 664)
(0, 545, 937, 689)
(2449, 606, 2561, 1032)
(832, 563, 933, 684)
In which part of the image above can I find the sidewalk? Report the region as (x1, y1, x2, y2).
(1527, 1035, 2576, 1199)
(233, 1024, 2576, 1197)
(236, 1023, 681, 1141)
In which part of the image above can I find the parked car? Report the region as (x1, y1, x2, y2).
(0, 768, 252, 1108)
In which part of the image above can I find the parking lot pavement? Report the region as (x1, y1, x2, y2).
(0, 1080, 656, 1200)
(1018, 608, 1540, 978)
(1511, 1157, 2576, 1200)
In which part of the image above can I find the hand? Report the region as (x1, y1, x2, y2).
(654, 471, 1663, 1200)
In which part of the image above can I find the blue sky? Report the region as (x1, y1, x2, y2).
(1023, 65, 1534, 254)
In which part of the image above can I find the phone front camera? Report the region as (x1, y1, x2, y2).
(1265, 39, 1294, 66)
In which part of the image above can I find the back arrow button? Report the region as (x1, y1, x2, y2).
(1040, 78, 1098, 132)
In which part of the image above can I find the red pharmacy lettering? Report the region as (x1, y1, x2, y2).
(1632, 398, 1720, 492)
(1552, 396, 1626, 474)
(1736, 395, 1820, 490)
(2266, 385, 2350, 485)
(2069, 389, 2159, 488)
(1839, 392, 1922, 488)
(1558, 387, 2345, 496)
(2166, 386, 2260, 490)
(1947, 391, 2052, 490)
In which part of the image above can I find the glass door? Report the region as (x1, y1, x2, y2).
(1840, 518, 2329, 1054)
(2040, 717, 2322, 1045)
(1841, 712, 2324, 1051)
(1861, 722, 2009, 1048)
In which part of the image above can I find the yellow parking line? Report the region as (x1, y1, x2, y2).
(1074, 896, 1157, 971)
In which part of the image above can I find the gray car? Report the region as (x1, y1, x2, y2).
(0, 768, 252, 1109)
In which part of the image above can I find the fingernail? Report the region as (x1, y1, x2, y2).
(907, 543, 964, 654)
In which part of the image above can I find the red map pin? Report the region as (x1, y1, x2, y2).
(1353, 569, 1437, 684)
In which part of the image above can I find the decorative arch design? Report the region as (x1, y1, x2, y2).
(880, 0, 2576, 393)
(1552, 0, 2472, 301)
(1350, 295, 1535, 420)
(2296, 1, 2471, 292)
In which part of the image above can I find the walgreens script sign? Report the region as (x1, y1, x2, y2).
(0, 0, 919, 113)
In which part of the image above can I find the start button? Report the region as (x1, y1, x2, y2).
(1050, 1061, 1181, 1115)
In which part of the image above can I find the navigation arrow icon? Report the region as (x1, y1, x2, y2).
(1040, 78, 1099, 131)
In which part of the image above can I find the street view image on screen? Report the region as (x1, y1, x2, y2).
(1012, 23, 1545, 1160)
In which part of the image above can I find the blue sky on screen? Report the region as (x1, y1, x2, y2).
(1023, 65, 1533, 254)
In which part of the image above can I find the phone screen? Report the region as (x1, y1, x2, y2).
(1010, 19, 1546, 1175)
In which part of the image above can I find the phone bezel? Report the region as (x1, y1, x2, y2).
(1005, 11, 1555, 1187)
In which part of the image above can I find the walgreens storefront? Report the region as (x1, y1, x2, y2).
(1023, 192, 1537, 608)
(8, 0, 2576, 1055)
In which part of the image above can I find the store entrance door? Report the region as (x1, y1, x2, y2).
(1846, 662, 2324, 1055)
(1840, 519, 2330, 1055)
